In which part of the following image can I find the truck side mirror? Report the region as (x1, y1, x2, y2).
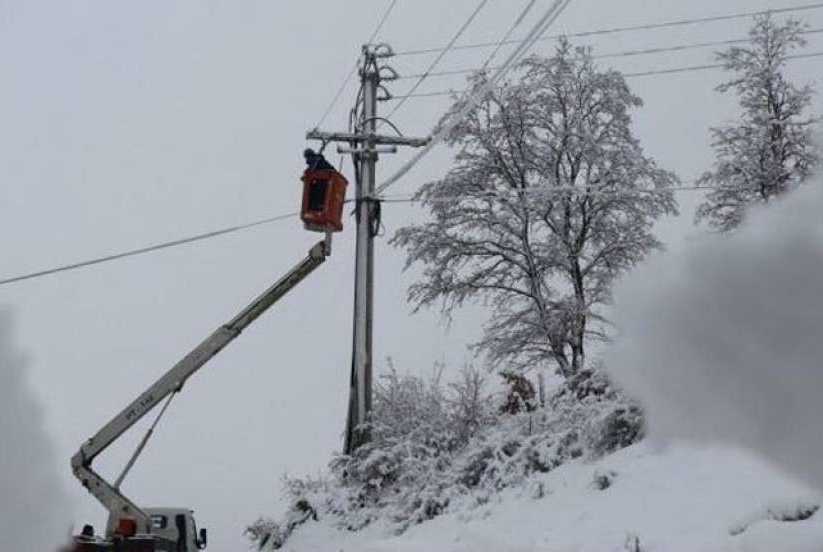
(198, 527, 208, 549)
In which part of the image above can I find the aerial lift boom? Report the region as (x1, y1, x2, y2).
(71, 237, 331, 541)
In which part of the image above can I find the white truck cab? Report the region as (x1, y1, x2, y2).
(146, 507, 207, 551)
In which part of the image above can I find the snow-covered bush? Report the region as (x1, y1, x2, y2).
(550, 367, 645, 458)
(498, 371, 538, 414)
(251, 366, 643, 548)
(246, 491, 317, 550)
(324, 365, 492, 531)
(456, 419, 582, 492)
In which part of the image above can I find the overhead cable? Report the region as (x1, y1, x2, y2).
(367, 0, 399, 44)
(395, 28, 823, 81)
(313, 0, 400, 130)
(0, 212, 298, 287)
(391, 51, 823, 100)
(384, 0, 492, 121)
(393, 2, 823, 57)
(377, 183, 716, 204)
(417, 0, 540, 97)
(375, 0, 574, 196)
(315, 61, 362, 131)
(597, 28, 823, 59)
(624, 50, 823, 77)
(481, 0, 538, 71)
(0, 180, 746, 287)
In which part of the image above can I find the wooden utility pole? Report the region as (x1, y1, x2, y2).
(307, 43, 427, 454)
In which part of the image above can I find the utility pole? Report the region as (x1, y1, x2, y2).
(307, 43, 427, 454)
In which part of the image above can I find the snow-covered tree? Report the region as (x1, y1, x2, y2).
(392, 39, 677, 377)
(696, 14, 817, 231)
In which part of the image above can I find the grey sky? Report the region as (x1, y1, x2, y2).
(2, 1, 821, 549)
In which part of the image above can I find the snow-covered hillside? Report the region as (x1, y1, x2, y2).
(257, 167, 823, 552)
(274, 442, 822, 551)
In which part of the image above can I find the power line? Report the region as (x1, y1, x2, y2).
(393, 2, 823, 57)
(315, 61, 361, 131)
(367, 0, 399, 44)
(385, 0, 492, 121)
(375, 0, 575, 196)
(0, 212, 299, 287)
(6, 1, 400, 288)
(313, 0, 400, 130)
(395, 28, 823, 81)
(598, 27, 823, 59)
(377, 183, 716, 205)
(625, 50, 823, 77)
(389, 51, 823, 100)
(0, 182, 747, 288)
(481, 0, 538, 71)
(398, 0, 541, 92)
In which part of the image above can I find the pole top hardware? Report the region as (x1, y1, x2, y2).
(338, 145, 397, 155)
(376, 85, 392, 102)
(378, 66, 399, 82)
(363, 43, 394, 58)
(306, 129, 430, 148)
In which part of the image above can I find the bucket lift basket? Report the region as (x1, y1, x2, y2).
(300, 169, 348, 233)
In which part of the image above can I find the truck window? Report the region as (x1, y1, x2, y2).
(152, 515, 168, 529)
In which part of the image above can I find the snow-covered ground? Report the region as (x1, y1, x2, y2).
(263, 179, 823, 552)
(275, 442, 822, 551)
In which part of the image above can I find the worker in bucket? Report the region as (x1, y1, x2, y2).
(303, 148, 335, 171)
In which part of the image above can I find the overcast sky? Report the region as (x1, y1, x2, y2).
(2, 1, 822, 549)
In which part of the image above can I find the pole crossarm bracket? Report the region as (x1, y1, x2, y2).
(306, 129, 430, 148)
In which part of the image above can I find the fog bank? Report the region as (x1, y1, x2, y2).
(0, 310, 72, 550)
(607, 179, 823, 490)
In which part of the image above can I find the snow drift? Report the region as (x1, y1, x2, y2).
(0, 310, 71, 550)
(607, 179, 823, 490)
(272, 442, 823, 552)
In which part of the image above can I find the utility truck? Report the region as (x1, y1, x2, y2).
(66, 163, 347, 551)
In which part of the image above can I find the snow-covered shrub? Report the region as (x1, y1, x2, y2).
(448, 366, 496, 446)
(590, 404, 644, 456)
(729, 500, 821, 536)
(592, 470, 618, 490)
(246, 493, 317, 550)
(321, 365, 492, 531)
(550, 367, 645, 458)
(624, 533, 643, 551)
(246, 517, 282, 550)
(498, 371, 538, 414)
(455, 408, 583, 495)
(447, 368, 640, 502)
(252, 366, 644, 548)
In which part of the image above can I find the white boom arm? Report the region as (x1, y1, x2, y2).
(71, 239, 330, 535)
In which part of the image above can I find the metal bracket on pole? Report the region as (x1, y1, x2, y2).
(378, 66, 399, 82)
(369, 43, 394, 58)
(338, 145, 397, 155)
(306, 130, 429, 148)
